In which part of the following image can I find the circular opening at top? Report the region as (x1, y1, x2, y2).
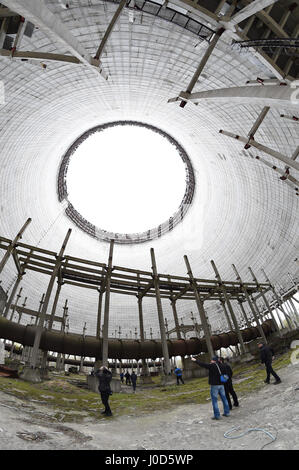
(58, 121, 195, 244)
(67, 125, 186, 233)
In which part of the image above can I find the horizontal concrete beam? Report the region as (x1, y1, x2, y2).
(178, 84, 296, 107)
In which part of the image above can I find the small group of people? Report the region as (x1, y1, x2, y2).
(94, 341, 281, 420)
(120, 370, 138, 391)
(191, 341, 281, 420)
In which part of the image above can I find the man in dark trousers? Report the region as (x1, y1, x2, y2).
(125, 370, 131, 385)
(131, 370, 137, 392)
(219, 357, 239, 410)
(191, 355, 230, 420)
(174, 366, 185, 385)
(258, 342, 281, 384)
(95, 366, 113, 416)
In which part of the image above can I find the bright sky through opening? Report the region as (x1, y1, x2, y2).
(67, 126, 186, 233)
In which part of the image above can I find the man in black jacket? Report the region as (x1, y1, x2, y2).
(191, 355, 230, 420)
(95, 366, 113, 416)
(219, 357, 239, 409)
(258, 342, 281, 384)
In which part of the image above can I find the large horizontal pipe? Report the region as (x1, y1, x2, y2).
(4, 344, 161, 368)
(0, 316, 274, 360)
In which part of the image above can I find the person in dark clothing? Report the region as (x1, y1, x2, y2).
(258, 343, 281, 384)
(174, 367, 185, 385)
(125, 370, 131, 385)
(191, 355, 230, 420)
(95, 366, 113, 416)
(120, 372, 124, 383)
(131, 371, 137, 392)
(219, 357, 239, 409)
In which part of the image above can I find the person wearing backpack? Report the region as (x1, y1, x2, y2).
(219, 357, 239, 409)
(191, 355, 230, 420)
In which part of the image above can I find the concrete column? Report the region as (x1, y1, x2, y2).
(96, 286, 104, 340)
(248, 267, 281, 336)
(10, 296, 26, 358)
(238, 299, 251, 328)
(0, 218, 31, 274)
(232, 264, 267, 343)
(30, 229, 72, 368)
(150, 248, 171, 375)
(220, 299, 233, 330)
(101, 240, 114, 367)
(261, 268, 292, 330)
(286, 300, 299, 327)
(184, 255, 214, 358)
(3, 274, 23, 318)
(56, 299, 68, 371)
(137, 294, 148, 376)
(289, 298, 299, 323)
(211, 260, 246, 354)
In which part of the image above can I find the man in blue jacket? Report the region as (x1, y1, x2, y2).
(191, 355, 230, 420)
(174, 366, 185, 385)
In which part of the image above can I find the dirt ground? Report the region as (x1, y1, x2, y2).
(0, 361, 298, 451)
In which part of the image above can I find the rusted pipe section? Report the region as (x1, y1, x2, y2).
(0, 316, 274, 360)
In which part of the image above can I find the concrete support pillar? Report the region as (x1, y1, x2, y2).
(96, 286, 104, 339)
(288, 298, 299, 323)
(238, 299, 252, 328)
(101, 240, 114, 368)
(286, 300, 299, 327)
(3, 274, 23, 318)
(248, 267, 281, 336)
(56, 299, 68, 371)
(9, 287, 22, 321)
(211, 260, 246, 354)
(184, 255, 214, 358)
(261, 269, 292, 330)
(150, 248, 171, 375)
(30, 229, 72, 369)
(137, 293, 148, 376)
(220, 299, 233, 330)
(232, 264, 267, 343)
(0, 218, 31, 274)
(10, 296, 26, 358)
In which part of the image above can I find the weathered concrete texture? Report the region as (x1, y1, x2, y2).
(19, 366, 43, 384)
(0, 361, 298, 450)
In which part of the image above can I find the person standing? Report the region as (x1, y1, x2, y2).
(258, 342, 281, 384)
(219, 357, 239, 409)
(174, 366, 185, 385)
(125, 370, 131, 385)
(95, 366, 113, 417)
(191, 355, 230, 420)
(131, 370, 137, 392)
(120, 371, 124, 384)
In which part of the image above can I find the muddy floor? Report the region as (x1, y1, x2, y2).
(0, 361, 298, 451)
